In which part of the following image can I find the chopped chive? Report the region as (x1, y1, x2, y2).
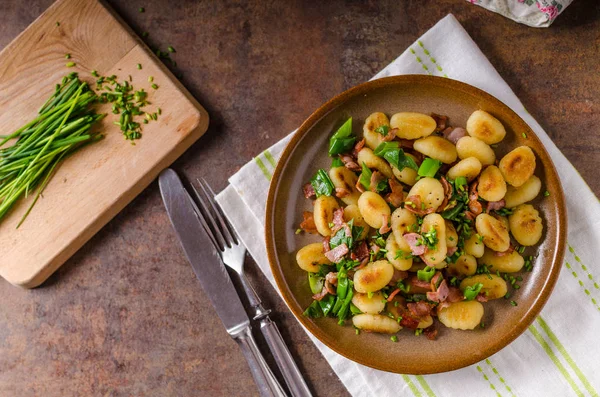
(390, 335, 398, 342)
(56, 22, 60, 26)
(66, 62, 76, 67)
(522, 132, 527, 139)
(510, 300, 518, 306)
(151, 83, 158, 90)
(295, 228, 302, 234)
(136, 63, 142, 70)
(139, 7, 145, 12)
(91, 70, 99, 77)
(148, 76, 154, 82)
(157, 107, 161, 115)
(544, 190, 550, 197)
(168, 46, 176, 53)
(65, 54, 71, 59)
(355, 328, 360, 335)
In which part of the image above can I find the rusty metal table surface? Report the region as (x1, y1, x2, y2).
(0, 0, 598, 395)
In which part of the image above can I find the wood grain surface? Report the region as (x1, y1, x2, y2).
(0, 0, 208, 288)
(0, 0, 598, 396)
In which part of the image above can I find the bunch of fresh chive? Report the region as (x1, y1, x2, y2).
(0, 72, 104, 227)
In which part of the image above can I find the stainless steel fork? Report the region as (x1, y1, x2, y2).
(191, 178, 313, 397)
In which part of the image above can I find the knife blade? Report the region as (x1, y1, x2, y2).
(159, 168, 248, 335)
(158, 169, 287, 397)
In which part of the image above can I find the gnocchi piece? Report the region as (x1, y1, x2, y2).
(343, 204, 370, 240)
(417, 315, 434, 329)
(460, 274, 508, 300)
(509, 204, 544, 246)
(456, 136, 496, 166)
(385, 233, 413, 271)
(352, 292, 386, 314)
(391, 207, 418, 242)
(406, 177, 445, 212)
(447, 157, 482, 182)
(296, 243, 331, 272)
(329, 166, 361, 206)
(363, 112, 389, 150)
(357, 147, 394, 178)
(313, 196, 340, 236)
(445, 220, 458, 248)
(392, 153, 418, 186)
(499, 146, 536, 187)
(354, 260, 395, 293)
(475, 213, 510, 252)
(438, 301, 484, 330)
(447, 254, 477, 277)
(477, 165, 507, 202)
(504, 175, 542, 208)
(390, 112, 437, 140)
(464, 233, 485, 258)
(421, 213, 447, 268)
(413, 136, 458, 164)
(479, 248, 525, 273)
(352, 313, 402, 334)
(358, 191, 391, 229)
(466, 110, 506, 144)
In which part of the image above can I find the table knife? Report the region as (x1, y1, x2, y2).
(159, 169, 287, 397)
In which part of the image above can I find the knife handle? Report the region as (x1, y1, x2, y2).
(235, 326, 288, 397)
(259, 317, 313, 397)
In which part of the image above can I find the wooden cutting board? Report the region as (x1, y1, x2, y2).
(0, 0, 209, 288)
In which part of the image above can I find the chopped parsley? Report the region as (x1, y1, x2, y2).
(329, 118, 356, 156)
(415, 329, 423, 336)
(310, 169, 335, 197)
(390, 335, 398, 342)
(544, 190, 550, 197)
(510, 300, 518, 307)
(463, 283, 484, 300)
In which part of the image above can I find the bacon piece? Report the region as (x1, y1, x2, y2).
(447, 246, 458, 256)
(407, 301, 435, 318)
(431, 113, 448, 132)
(369, 170, 386, 192)
(438, 176, 452, 212)
(312, 286, 328, 301)
(355, 178, 366, 193)
(352, 138, 366, 157)
(404, 195, 436, 216)
(382, 127, 398, 142)
(399, 309, 421, 330)
(487, 199, 506, 212)
(423, 325, 438, 340)
(379, 213, 391, 234)
(495, 244, 515, 257)
(387, 288, 401, 302)
(476, 293, 489, 303)
(335, 187, 351, 198)
(299, 211, 318, 234)
(420, 254, 436, 267)
(389, 269, 409, 285)
(370, 244, 381, 257)
(325, 272, 338, 286)
(468, 181, 483, 215)
(356, 257, 369, 270)
(303, 183, 316, 199)
(322, 236, 331, 253)
(446, 286, 464, 303)
(464, 210, 476, 221)
(426, 279, 449, 302)
(408, 275, 432, 292)
(351, 241, 369, 262)
(430, 271, 443, 291)
(341, 154, 361, 172)
(442, 127, 467, 144)
(385, 178, 404, 208)
(332, 207, 345, 230)
(324, 243, 349, 263)
(403, 233, 426, 256)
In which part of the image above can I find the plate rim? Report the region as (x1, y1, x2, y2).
(265, 74, 567, 374)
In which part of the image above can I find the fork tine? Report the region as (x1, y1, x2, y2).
(185, 193, 221, 251)
(198, 178, 239, 245)
(190, 182, 229, 250)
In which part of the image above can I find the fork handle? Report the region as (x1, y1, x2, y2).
(260, 317, 313, 397)
(234, 325, 288, 397)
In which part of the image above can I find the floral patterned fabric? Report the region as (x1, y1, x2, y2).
(468, 0, 573, 27)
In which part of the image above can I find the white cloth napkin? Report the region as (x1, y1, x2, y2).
(216, 14, 600, 397)
(468, 0, 573, 28)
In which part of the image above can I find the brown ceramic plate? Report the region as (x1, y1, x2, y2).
(265, 75, 566, 374)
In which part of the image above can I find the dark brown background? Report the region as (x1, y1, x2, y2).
(0, 0, 598, 396)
